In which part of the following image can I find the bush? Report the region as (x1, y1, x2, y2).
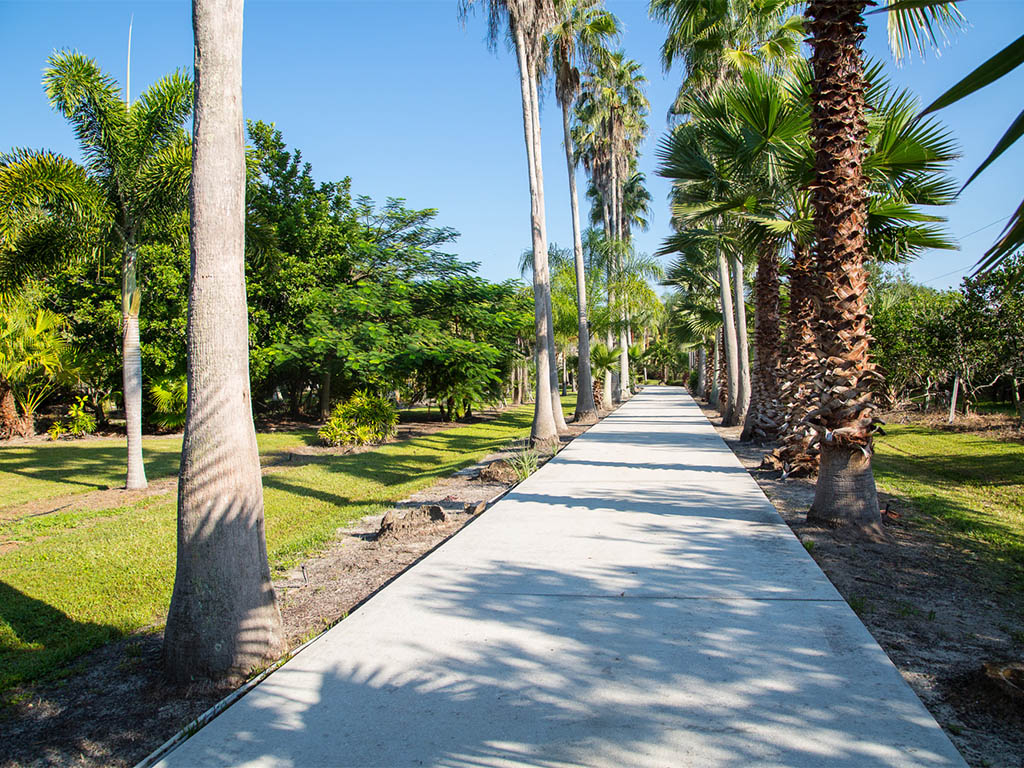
(688, 369, 699, 392)
(318, 390, 398, 447)
(150, 375, 188, 430)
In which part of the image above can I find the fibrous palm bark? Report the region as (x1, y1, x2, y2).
(165, 0, 284, 682)
(741, 242, 782, 443)
(804, 0, 882, 535)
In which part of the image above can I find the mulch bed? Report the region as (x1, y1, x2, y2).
(699, 400, 1024, 768)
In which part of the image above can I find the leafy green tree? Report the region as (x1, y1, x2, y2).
(42, 51, 193, 489)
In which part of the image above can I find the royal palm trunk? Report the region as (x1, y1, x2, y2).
(513, 21, 558, 447)
(165, 0, 285, 682)
(122, 242, 147, 490)
(716, 246, 739, 425)
(805, 0, 882, 535)
(561, 101, 597, 424)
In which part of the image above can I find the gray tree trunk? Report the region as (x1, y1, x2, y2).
(513, 24, 557, 447)
(122, 242, 147, 490)
(561, 101, 597, 424)
(165, 0, 284, 683)
(733, 255, 751, 424)
(717, 247, 739, 425)
(527, 72, 568, 435)
(948, 373, 960, 424)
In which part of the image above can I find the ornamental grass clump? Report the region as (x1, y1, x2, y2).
(318, 391, 398, 447)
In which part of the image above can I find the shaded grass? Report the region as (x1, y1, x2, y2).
(0, 400, 571, 691)
(0, 431, 319, 511)
(874, 424, 1024, 583)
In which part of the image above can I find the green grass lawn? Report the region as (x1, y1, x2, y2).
(0, 399, 572, 692)
(874, 424, 1024, 583)
(0, 430, 319, 511)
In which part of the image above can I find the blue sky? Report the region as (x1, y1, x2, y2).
(2, 0, 1022, 290)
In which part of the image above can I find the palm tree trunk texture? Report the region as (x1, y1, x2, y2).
(805, 0, 882, 535)
(763, 242, 820, 474)
(122, 244, 148, 490)
(716, 246, 740, 425)
(0, 381, 32, 438)
(741, 243, 782, 443)
(732, 254, 751, 423)
(709, 334, 720, 406)
(561, 103, 597, 424)
(513, 23, 558, 447)
(164, 0, 285, 683)
(697, 346, 707, 398)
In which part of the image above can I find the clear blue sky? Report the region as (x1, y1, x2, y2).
(2, 0, 1022, 290)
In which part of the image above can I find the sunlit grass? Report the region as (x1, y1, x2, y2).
(0, 399, 572, 692)
(874, 424, 1024, 581)
(0, 430, 319, 511)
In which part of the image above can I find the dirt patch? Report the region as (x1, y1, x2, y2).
(881, 407, 1024, 443)
(0, 410, 595, 768)
(699, 400, 1024, 768)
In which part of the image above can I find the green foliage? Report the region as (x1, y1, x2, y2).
(508, 446, 540, 481)
(149, 375, 187, 430)
(65, 395, 96, 436)
(46, 421, 67, 441)
(318, 391, 398, 447)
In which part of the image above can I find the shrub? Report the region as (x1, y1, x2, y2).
(150, 375, 188, 430)
(688, 369, 699, 392)
(47, 421, 68, 440)
(508, 446, 539, 481)
(66, 395, 97, 436)
(318, 390, 398, 447)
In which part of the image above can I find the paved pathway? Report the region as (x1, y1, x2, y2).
(156, 387, 965, 767)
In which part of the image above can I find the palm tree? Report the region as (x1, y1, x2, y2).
(575, 51, 649, 402)
(42, 52, 192, 488)
(164, 0, 284, 683)
(548, 0, 617, 424)
(650, 0, 804, 112)
(461, 0, 562, 446)
(804, 0, 962, 532)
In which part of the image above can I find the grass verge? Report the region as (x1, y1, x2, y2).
(874, 424, 1024, 585)
(0, 431, 319, 511)
(0, 400, 572, 692)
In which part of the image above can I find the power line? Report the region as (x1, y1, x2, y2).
(919, 214, 1012, 284)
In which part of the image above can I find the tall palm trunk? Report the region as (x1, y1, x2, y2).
(697, 346, 707, 398)
(165, 0, 284, 682)
(806, 0, 882, 535)
(716, 246, 740, 425)
(122, 241, 147, 489)
(709, 333, 721, 406)
(513, 23, 558, 447)
(741, 242, 782, 443)
(527, 72, 569, 434)
(732, 254, 751, 423)
(762, 241, 821, 474)
(561, 102, 597, 424)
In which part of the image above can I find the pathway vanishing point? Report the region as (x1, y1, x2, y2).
(154, 386, 966, 767)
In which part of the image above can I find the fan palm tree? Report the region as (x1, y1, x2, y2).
(41, 51, 192, 488)
(803, 0, 962, 532)
(164, 0, 284, 684)
(461, 0, 563, 446)
(650, 0, 804, 113)
(548, 0, 617, 423)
